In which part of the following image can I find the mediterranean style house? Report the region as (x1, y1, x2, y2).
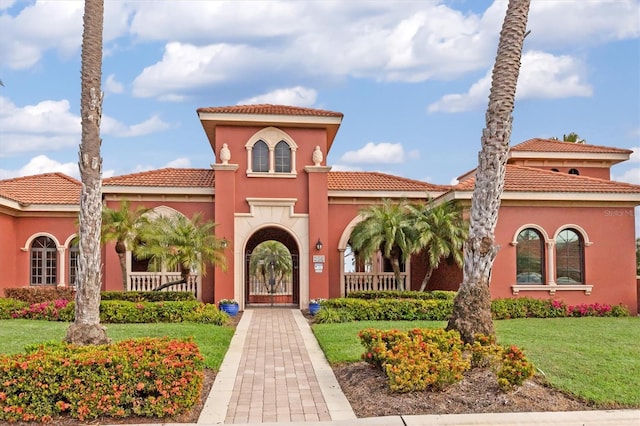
(1, 105, 639, 314)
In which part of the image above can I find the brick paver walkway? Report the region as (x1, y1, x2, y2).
(224, 309, 332, 424)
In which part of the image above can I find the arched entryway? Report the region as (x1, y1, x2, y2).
(245, 227, 299, 306)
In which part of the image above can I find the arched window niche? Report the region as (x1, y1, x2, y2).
(30, 236, 58, 286)
(245, 127, 297, 177)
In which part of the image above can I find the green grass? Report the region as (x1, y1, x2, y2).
(313, 317, 640, 407)
(0, 320, 235, 370)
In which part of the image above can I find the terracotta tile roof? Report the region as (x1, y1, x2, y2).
(453, 165, 640, 194)
(511, 138, 632, 154)
(197, 104, 343, 118)
(0, 173, 81, 205)
(103, 168, 214, 188)
(328, 171, 449, 192)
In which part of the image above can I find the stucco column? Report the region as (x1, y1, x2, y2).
(546, 241, 556, 286)
(305, 165, 331, 304)
(212, 163, 238, 304)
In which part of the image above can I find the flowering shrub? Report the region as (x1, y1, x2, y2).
(0, 337, 204, 422)
(491, 298, 629, 319)
(359, 328, 470, 392)
(309, 298, 325, 304)
(0, 298, 28, 319)
(11, 299, 69, 320)
(360, 328, 535, 393)
(218, 298, 238, 305)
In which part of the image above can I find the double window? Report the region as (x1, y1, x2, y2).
(514, 226, 585, 286)
(246, 127, 297, 176)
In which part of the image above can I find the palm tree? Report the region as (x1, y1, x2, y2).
(134, 213, 227, 290)
(65, 0, 109, 345)
(407, 200, 467, 291)
(249, 241, 293, 293)
(350, 200, 417, 291)
(101, 200, 150, 291)
(447, 0, 531, 344)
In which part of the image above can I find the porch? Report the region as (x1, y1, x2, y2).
(128, 272, 201, 299)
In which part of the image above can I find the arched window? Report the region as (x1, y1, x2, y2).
(568, 168, 580, 175)
(252, 140, 269, 172)
(516, 228, 544, 284)
(274, 140, 291, 172)
(68, 242, 79, 286)
(556, 228, 583, 284)
(30, 236, 57, 285)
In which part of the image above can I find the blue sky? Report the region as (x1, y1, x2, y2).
(0, 1, 638, 216)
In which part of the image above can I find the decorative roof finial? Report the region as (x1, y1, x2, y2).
(312, 146, 323, 166)
(220, 143, 231, 164)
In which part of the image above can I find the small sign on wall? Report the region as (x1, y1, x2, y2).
(314, 263, 324, 273)
(313, 255, 325, 263)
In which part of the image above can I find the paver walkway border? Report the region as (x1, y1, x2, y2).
(198, 309, 355, 424)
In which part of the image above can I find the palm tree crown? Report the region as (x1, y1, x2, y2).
(135, 213, 227, 285)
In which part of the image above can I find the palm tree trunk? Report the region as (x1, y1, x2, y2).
(65, 0, 109, 346)
(117, 250, 127, 291)
(447, 0, 531, 344)
(391, 256, 404, 291)
(418, 267, 434, 292)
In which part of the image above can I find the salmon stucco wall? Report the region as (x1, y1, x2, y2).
(490, 204, 638, 314)
(2, 214, 78, 290)
(0, 213, 18, 294)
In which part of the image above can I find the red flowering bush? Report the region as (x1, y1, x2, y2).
(11, 299, 69, 320)
(0, 338, 204, 423)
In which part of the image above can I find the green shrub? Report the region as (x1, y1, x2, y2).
(0, 337, 204, 422)
(100, 291, 196, 302)
(0, 298, 28, 319)
(185, 303, 231, 325)
(314, 307, 355, 324)
(52, 300, 230, 324)
(347, 290, 456, 301)
(320, 297, 453, 322)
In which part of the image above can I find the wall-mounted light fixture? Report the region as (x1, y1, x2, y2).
(221, 238, 229, 249)
(315, 238, 323, 251)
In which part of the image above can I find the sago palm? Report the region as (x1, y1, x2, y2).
(407, 200, 468, 291)
(350, 200, 417, 291)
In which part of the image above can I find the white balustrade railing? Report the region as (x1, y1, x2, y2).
(128, 273, 199, 298)
(344, 272, 407, 294)
(249, 277, 293, 296)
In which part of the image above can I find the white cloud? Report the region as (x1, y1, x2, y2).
(330, 164, 363, 172)
(102, 114, 171, 138)
(0, 97, 173, 156)
(0, 154, 78, 179)
(0, 97, 80, 155)
(238, 87, 317, 107)
(339, 142, 406, 164)
(105, 74, 124, 94)
(165, 157, 191, 168)
(615, 167, 640, 185)
(428, 50, 592, 113)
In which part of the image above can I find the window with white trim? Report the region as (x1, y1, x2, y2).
(556, 228, 584, 284)
(245, 127, 297, 177)
(516, 228, 545, 284)
(68, 242, 79, 286)
(30, 236, 57, 285)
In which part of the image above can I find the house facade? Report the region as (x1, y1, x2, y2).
(1, 105, 639, 314)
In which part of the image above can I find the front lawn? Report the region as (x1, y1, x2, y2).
(0, 319, 234, 369)
(313, 317, 640, 407)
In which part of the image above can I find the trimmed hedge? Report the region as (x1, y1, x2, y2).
(4, 287, 76, 304)
(314, 295, 630, 323)
(3, 299, 230, 325)
(101, 291, 196, 302)
(347, 290, 456, 301)
(0, 338, 204, 422)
